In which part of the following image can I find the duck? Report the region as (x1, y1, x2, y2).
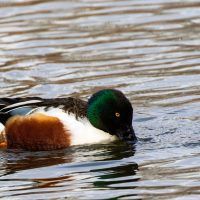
(0, 89, 137, 151)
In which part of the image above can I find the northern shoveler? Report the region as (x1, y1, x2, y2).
(0, 89, 137, 151)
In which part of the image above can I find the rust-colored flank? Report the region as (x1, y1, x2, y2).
(5, 113, 71, 151)
(0, 142, 7, 148)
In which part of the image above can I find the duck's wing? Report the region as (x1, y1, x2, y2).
(0, 97, 42, 125)
(0, 97, 43, 108)
(0, 97, 87, 125)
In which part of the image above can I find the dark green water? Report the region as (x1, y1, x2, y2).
(0, 0, 200, 199)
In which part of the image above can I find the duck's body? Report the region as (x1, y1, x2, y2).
(0, 89, 136, 151)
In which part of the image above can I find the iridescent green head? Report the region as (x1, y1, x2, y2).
(87, 89, 137, 144)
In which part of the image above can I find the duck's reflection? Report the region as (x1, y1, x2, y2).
(0, 141, 139, 198)
(0, 148, 74, 177)
(1, 141, 137, 174)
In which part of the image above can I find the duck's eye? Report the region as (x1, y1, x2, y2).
(115, 112, 120, 118)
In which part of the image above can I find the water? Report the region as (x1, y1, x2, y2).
(0, 0, 200, 199)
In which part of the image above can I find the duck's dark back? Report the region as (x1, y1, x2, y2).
(0, 97, 87, 125)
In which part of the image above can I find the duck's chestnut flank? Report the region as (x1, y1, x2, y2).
(6, 114, 71, 151)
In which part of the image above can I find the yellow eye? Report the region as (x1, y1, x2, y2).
(115, 112, 120, 118)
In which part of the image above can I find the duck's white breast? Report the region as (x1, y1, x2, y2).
(0, 123, 4, 133)
(36, 108, 117, 146)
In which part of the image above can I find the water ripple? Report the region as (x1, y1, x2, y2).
(0, 0, 200, 199)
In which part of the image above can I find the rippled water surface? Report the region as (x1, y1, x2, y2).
(0, 0, 200, 199)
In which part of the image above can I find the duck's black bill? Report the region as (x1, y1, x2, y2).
(117, 126, 137, 145)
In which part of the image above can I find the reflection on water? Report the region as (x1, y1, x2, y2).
(0, 0, 200, 199)
(1, 144, 139, 199)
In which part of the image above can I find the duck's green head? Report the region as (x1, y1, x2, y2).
(87, 89, 137, 144)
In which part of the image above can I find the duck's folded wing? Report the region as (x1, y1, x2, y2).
(0, 97, 42, 110)
(0, 98, 43, 125)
